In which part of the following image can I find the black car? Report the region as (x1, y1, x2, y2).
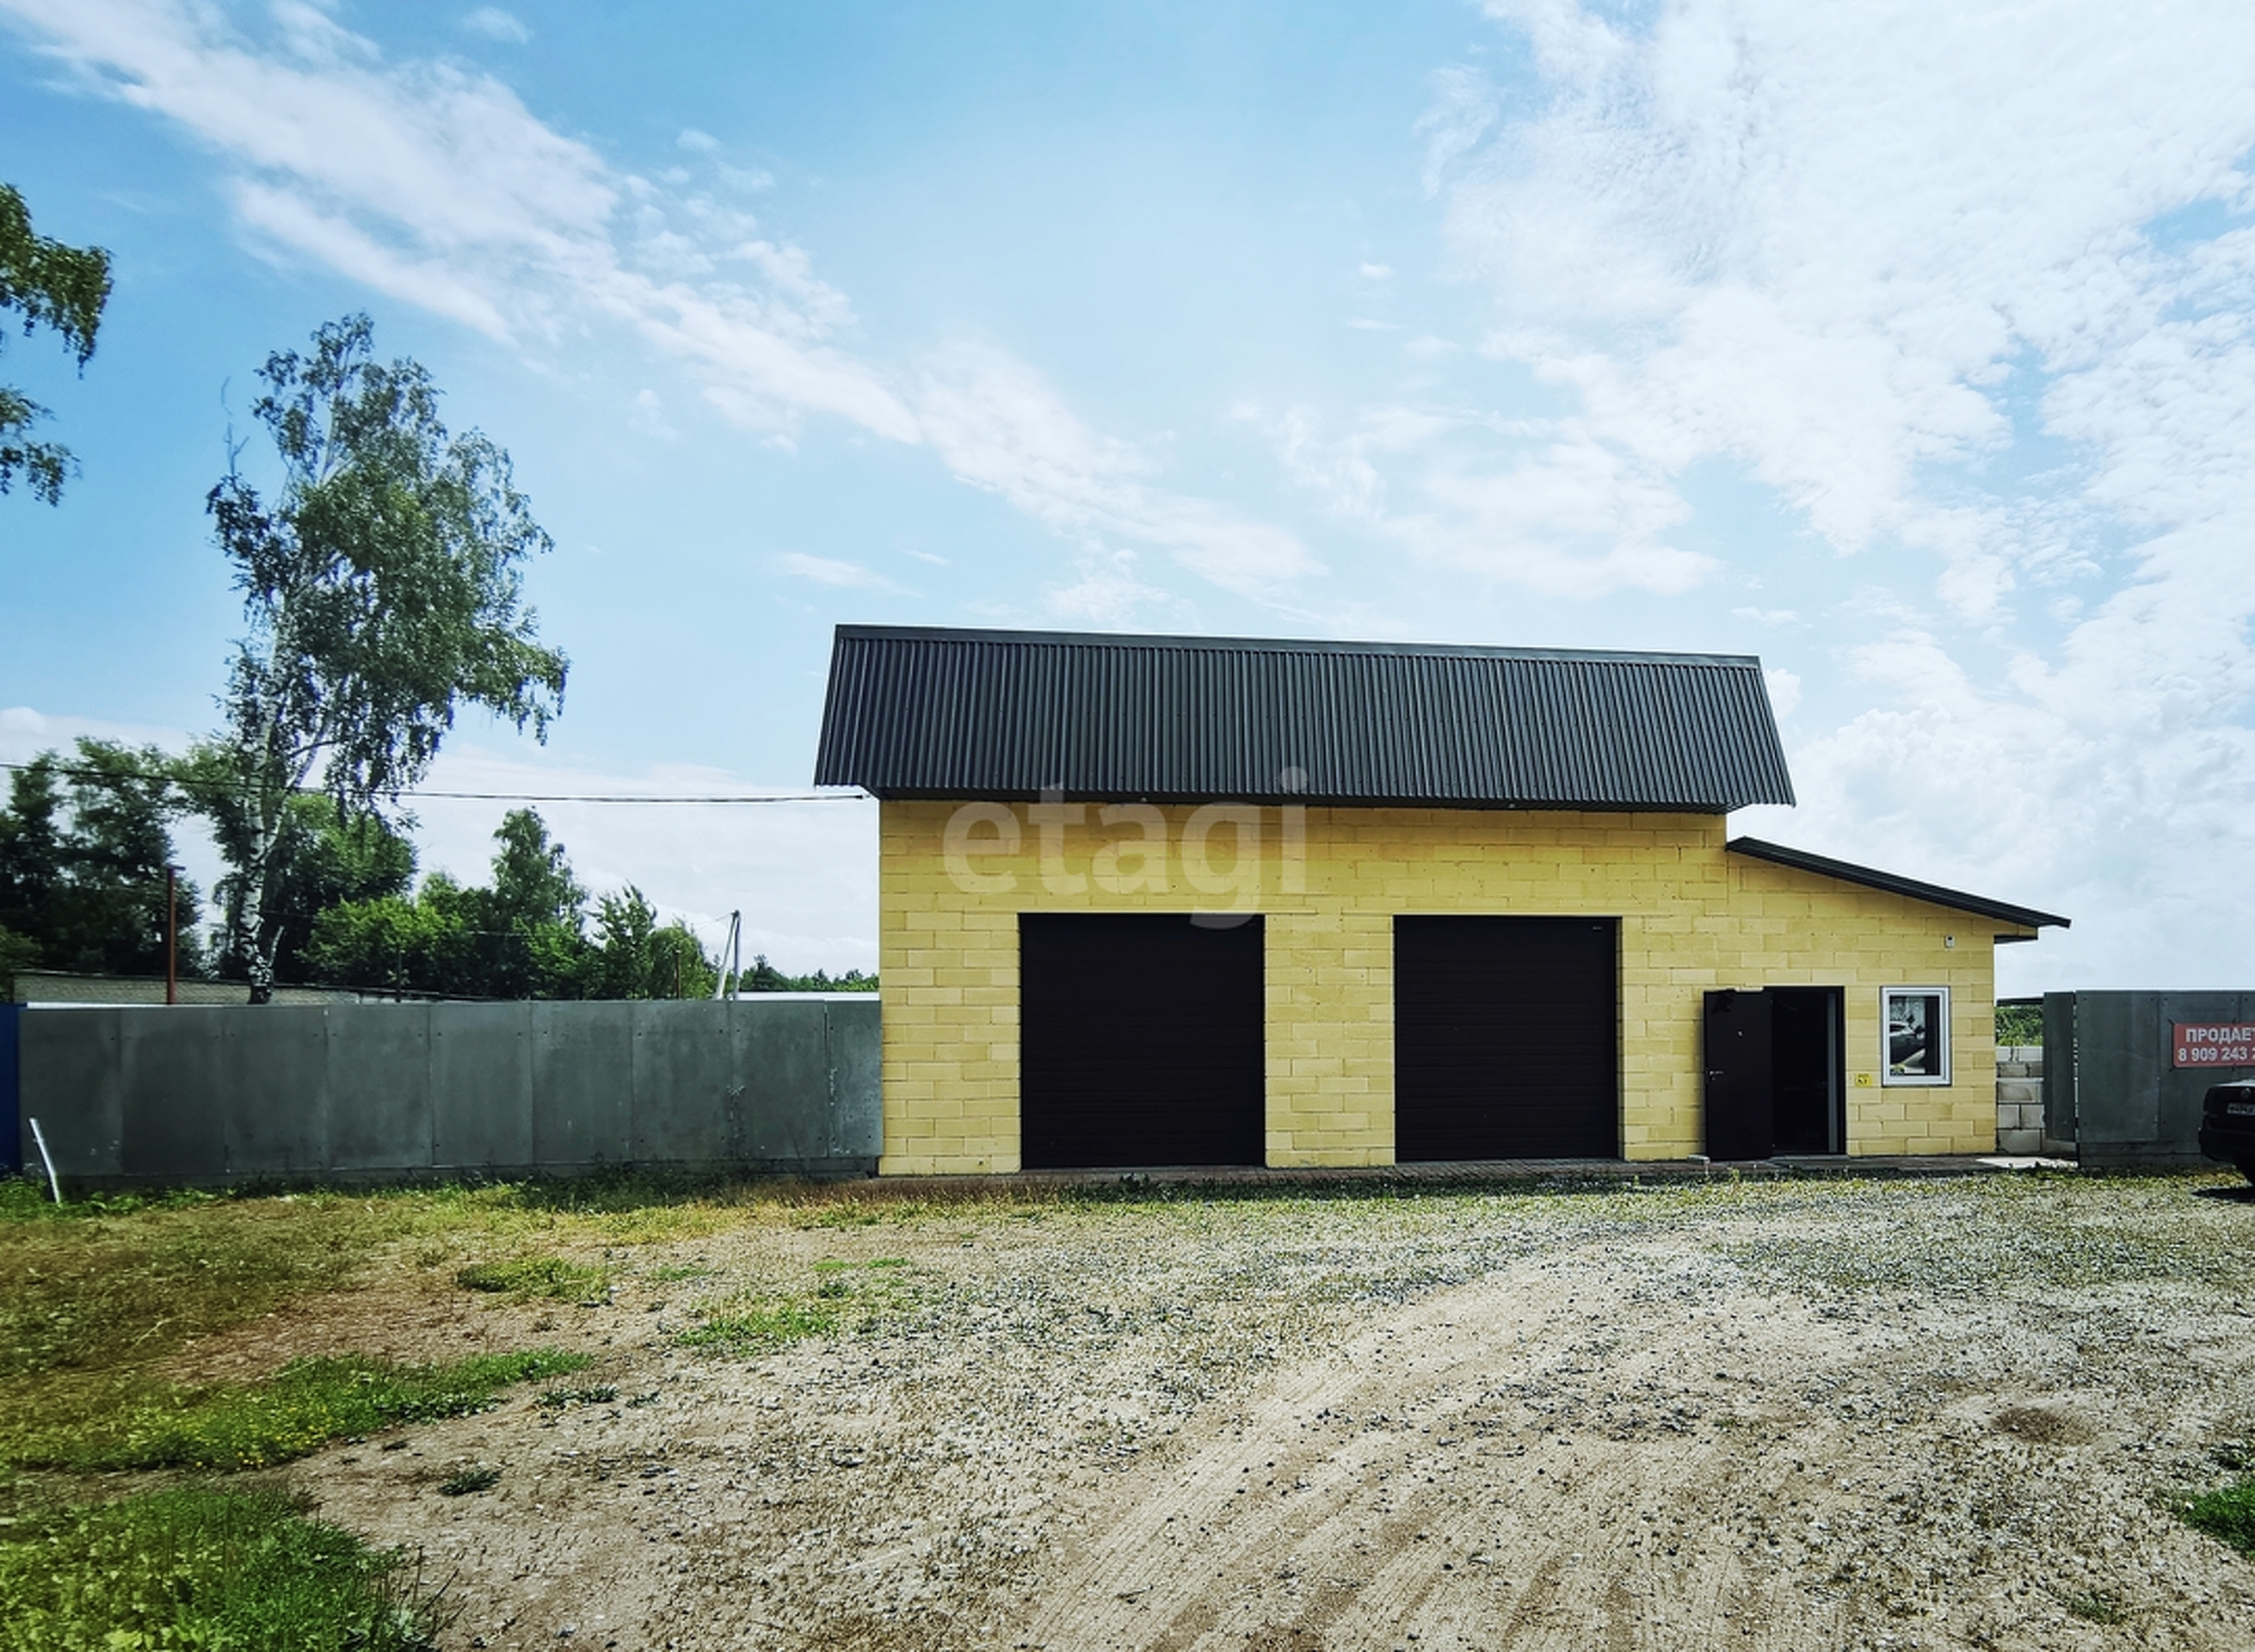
(2198, 1081, 2255, 1180)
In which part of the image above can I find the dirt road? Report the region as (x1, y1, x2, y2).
(264, 1176, 2255, 1650)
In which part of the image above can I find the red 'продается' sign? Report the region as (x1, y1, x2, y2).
(2172, 1023, 2255, 1068)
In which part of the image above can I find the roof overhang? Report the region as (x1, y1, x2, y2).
(1727, 836, 2069, 934)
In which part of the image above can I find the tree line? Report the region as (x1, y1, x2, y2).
(0, 755, 870, 1002)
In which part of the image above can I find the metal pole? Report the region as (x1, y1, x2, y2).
(165, 864, 179, 1006)
(28, 1116, 60, 1203)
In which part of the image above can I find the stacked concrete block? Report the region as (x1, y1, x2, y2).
(1995, 1045, 2045, 1154)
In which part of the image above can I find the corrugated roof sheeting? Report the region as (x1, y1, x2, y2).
(815, 626, 1797, 811)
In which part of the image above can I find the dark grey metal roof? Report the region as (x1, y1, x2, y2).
(815, 626, 1796, 811)
(1727, 837, 2069, 931)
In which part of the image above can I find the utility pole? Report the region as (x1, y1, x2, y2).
(164, 864, 180, 1006)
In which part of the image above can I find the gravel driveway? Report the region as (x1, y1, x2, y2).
(268, 1173, 2255, 1650)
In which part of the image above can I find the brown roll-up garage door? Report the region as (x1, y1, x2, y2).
(1395, 915, 1619, 1161)
(1020, 913, 1265, 1169)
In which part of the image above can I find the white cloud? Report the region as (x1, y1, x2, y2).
(459, 8, 528, 46)
(1761, 668, 1800, 718)
(915, 340, 1319, 596)
(629, 387, 677, 441)
(1414, 64, 1497, 198)
(0, 0, 1299, 603)
(1251, 401, 1710, 597)
(776, 552, 903, 592)
(1044, 546, 1175, 627)
(675, 126, 718, 154)
(1454, 1, 2255, 985)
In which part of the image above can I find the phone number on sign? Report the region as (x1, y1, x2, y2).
(2172, 1023, 2255, 1068)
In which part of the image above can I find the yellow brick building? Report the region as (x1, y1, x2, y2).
(816, 626, 2067, 1175)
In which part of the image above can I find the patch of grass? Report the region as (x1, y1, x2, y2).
(453, 1254, 612, 1301)
(7, 1349, 590, 1472)
(536, 1384, 618, 1409)
(678, 1297, 841, 1354)
(791, 1194, 1019, 1230)
(0, 1194, 397, 1384)
(2182, 1478, 2255, 1556)
(436, 1465, 501, 1496)
(0, 1481, 440, 1650)
(678, 1258, 920, 1355)
(2059, 1587, 2128, 1624)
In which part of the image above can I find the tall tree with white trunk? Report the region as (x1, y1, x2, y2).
(188, 314, 567, 1002)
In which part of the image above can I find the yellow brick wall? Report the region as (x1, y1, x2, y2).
(878, 799, 2023, 1174)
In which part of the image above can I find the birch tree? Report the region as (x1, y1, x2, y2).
(189, 315, 566, 1002)
(0, 182, 112, 503)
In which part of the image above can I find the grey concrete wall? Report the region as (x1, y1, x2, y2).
(14, 996, 879, 1192)
(2040, 990, 2255, 1168)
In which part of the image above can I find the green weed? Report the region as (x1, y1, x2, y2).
(0, 1482, 439, 1650)
(453, 1254, 612, 1301)
(2182, 1479, 2255, 1556)
(678, 1258, 917, 1355)
(2059, 1588, 2128, 1624)
(6, 1349, 589, 1472)
(678, 1298, 841, 1354)
(536, 1384, 619, 1409)
(436, 1466, 501, 1496)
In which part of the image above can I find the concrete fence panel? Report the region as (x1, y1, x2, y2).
(328, 1005, 432, 1175)
(225, 1007, 329, 1177)
(828, 998, 883, 1162)
(434, 1002, 534, 1172)
(531, 1001, 634, 1170)
(23, 1009, 124, 1182)
(742, 998, 831, 1162)
(13, 996, 880, 1192)
(121, 1009, 230, 1182)
(632, 1000, 741, 1166)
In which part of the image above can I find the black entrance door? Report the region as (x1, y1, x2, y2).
(1020, 913, 1265, 1169)
(1704, 987, 1845, 1159)
(1703, 989, 1774, 1161)
(1770, 988, 1843, 1155)
(1395, 915, 1619, 1161)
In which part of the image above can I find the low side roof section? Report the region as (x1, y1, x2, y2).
(1728, 837, 2069, 932)
(816, 625, 1796, 811)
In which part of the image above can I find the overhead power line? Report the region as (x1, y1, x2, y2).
(0, 758, 867, 806)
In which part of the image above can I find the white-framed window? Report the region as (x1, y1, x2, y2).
(1882, 986, 1950, 1086)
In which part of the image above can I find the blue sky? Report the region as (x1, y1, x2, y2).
(3, 0, 2253, 987)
